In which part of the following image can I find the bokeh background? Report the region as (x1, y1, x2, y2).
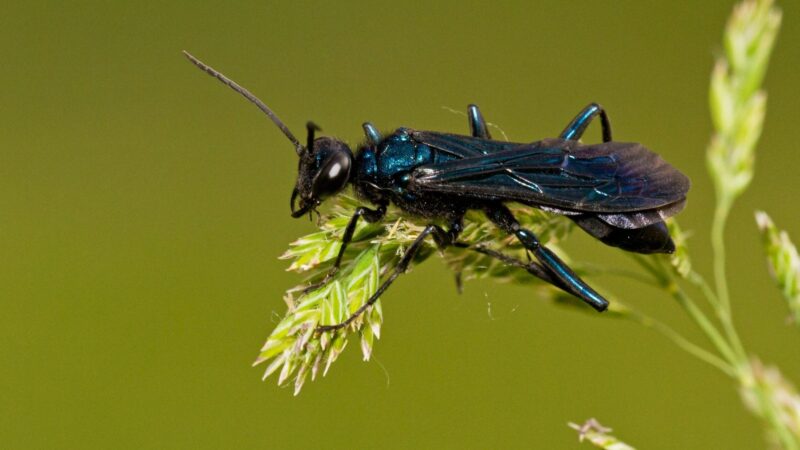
(2, 1, 799, 448)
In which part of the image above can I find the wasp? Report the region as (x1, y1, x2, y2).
(184, 51, 689, 331)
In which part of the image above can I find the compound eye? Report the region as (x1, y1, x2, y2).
(311, 151, 351, 199)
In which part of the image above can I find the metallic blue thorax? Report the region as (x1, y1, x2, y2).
(356, 128, 457, 182)
(352, 127, 529, 216)
(353, 128, 462, 213)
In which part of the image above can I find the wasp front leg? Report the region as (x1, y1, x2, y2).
(302, 204, 387, 294)
(362, 122, 382, 145)
(316, 216, 463, 332)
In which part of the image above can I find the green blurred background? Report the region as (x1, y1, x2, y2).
(2, 1, 799, 448)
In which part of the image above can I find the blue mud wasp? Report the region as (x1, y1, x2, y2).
(184, 51, 690, 331)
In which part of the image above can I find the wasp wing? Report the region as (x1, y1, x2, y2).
(408, 135, 690, 222)
(411, 130, 519, 159)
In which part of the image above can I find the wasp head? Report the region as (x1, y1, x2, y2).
(290, 122, 353, 218)
(181, 52, 353, 219)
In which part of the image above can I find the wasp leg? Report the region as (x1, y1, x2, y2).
(302, 204, 387, 294)
(485, 204, 609, 311)
(362, 122, 382, 145)
(559, 103, 613, 143)
(452, 243, 570, 290)
(316, 220, 461, 332)
(467, 104, 492, 139)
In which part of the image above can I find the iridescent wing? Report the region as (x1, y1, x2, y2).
(409, 133, 690, 226)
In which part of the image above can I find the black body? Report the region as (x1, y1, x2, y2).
(184, 51, 690, 330)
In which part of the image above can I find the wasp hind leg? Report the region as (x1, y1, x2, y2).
(452, 242, 575, 292)
(467, 104, 491, 139)
(485, 204, 609, 312)
(559, 103, 613, 142)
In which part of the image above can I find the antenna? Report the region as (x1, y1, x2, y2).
(182, 51, 305, 156)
